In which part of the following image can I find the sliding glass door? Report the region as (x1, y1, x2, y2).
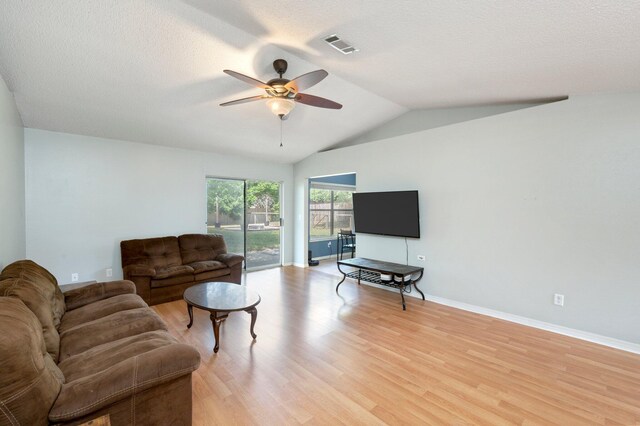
(246, 180, 281, 269)
(206, 177, 282, 270)
(206, 178, 245, 256)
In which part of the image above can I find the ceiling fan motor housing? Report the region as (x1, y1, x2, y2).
(268, 59, 295, 97)
(266, 78, 295, 97)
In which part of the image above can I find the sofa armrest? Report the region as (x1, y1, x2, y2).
(216, 253, 244, 268)
(49, 344, 200, 423)
(64, 280, 136, 311)
(123, 265, 156, 278)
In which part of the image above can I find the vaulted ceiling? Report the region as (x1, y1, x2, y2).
(1, 1, 639, 163)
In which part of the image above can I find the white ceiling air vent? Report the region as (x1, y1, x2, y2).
(323, 34, 359, 55)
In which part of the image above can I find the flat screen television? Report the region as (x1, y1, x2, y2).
(352, 190, 420, 238)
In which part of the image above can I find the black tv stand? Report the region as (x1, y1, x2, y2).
(336, 257, 425, 310)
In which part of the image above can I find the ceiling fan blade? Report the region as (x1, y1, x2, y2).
(285, 70, 328, 92)
(223, 70, 269, 89)
(295, 93, 342, 109)
(220, 95, 267, 107)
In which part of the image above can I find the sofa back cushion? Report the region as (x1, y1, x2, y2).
(0, 277, 62, 362)
(0, 297, 64, 426)
(0, 259, 66, 327)
(179, 234, 228, 264)
(121, 236, 183, 270)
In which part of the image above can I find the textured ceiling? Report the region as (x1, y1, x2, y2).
(1, 1, 639, 163)
(210, 0, 640, 108)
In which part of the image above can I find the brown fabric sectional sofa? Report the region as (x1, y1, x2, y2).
(0, 260, 200, 425)
(121, 233, 244, 305)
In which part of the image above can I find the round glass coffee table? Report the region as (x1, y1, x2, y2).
(183, 282, 261, 353)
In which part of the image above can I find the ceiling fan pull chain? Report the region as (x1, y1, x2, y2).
(280, 116, 283, 147)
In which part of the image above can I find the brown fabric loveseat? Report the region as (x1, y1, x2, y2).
(121, 234, 244, 305)
(0, 260, 200, 426)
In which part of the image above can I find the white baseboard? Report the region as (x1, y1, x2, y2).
(426, 293, 640, 355)
(356, 281, 640, 354)
(295, 254, 338, 267)
(313, 254, 336, 261)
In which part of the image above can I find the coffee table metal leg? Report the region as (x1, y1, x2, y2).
(400, 285, 407, 311)
(412, 270, 426, 300)
(245, 307, 258, 339)
(210, 312, 224, 353)
(413, 282, 426, 300)
(186, 303, 194, 328)
(335, 263, 347, 293)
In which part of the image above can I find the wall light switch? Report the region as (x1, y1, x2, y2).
(106, 268, 113, 278)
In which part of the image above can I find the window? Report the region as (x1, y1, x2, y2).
(309, 183, 354, 241)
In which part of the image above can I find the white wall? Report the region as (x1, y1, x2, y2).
(0, 74, 25, 269)
(294, 93, 640, 344)
(25, 129, 293, 283)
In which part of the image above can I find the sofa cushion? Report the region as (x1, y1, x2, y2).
(59, 293, 148, 333)
(179, 234, 228, 264)
(151, 274, 195, 288)
(0, 259, 66, 327)
(123, 264, 156, 277)
(63, 280, 137, 311)
(0, 297, 64, 426)
(188, 260, 227, 274)
(50, 344, 200, 424)
(121, 236, 183, 270)
(216, 253, 245, 268)
(59, 307, 168, 361)
(0, 278, 61, 361)
(154, 264, 194, 279)
(58, 330, 180, 383)
(194, 268, 231, 281)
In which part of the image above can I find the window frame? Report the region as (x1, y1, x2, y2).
(309, 182, 355, 242)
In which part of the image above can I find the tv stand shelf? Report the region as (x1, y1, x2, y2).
(342, 270, 409, 290)
(336, 257, 425, 310)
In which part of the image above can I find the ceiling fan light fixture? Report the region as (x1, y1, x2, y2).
(266, 97, 295, 116)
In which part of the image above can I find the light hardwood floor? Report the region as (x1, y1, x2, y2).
(153, 264, 640, 425)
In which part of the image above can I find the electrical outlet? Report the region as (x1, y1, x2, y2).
(71, 273, 79, 282)
(554, 293, 565, 306)
(106, 268, 113, 278)
(417, 255, 426, 261)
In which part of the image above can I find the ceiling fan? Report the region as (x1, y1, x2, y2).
(220, 59, 342, 120)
